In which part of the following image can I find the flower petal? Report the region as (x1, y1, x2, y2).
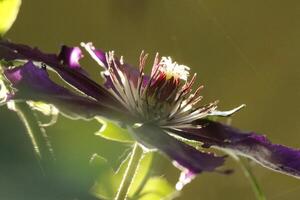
(0, 40, 122, 107)
(58, 45, 83, 68)
(4, 61, 126, 121)
(129, 123, 225, 174)
(174, 119, 300, 178)
(0, 39, 58, 63)
(80, 42, 108, 68)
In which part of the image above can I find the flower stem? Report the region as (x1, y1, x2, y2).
(225, 120, 266, 200)
(115, 142, 144, 200)
(237, 157, 266, 200)
(13, 102, 54, 168)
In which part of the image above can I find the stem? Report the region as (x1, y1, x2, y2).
(13, 102, 54, 167)
(115, 143, 144, 200)
(237, 157, 266, 200)
(224, 120, 265, 199)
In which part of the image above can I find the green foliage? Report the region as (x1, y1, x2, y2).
(90, 154, 116, 199)
(137, 177, 178, 200)
(0, 0, 21, 36)
(90, 152, 177, 200)
(90, 152, 153, 199)
(95, 117, 134, 143)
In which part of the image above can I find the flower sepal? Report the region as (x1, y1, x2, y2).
(95, 117, 134, 143)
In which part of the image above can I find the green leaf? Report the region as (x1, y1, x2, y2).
(90, 154, 116, 199)
(95, 117, 134, 143)
(90, 152, 153, 199)
(0, 0, 22, 36)
(137, 177, 178, 200)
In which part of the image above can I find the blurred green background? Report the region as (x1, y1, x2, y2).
(1, 0, 300, 199)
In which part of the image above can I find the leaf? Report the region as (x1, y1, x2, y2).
(89, 154, 116, 199)
(95, 117, 134, 143)
(0, 0, 22, 36)
(90, 152, 153, 199)
(137, 177, 178, 200)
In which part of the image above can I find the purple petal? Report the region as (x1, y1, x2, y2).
(4, 61, 126, 121)
(129, 123, 225, 174)
(0, 40, 122, 108)
(174, 119, 300, 178)
(176, 170, 196, 190)
(58, 45, 83, 68)
(80, 42, 108, 68)
(58, 45, 90, 77)
(0, 40, 58, 64)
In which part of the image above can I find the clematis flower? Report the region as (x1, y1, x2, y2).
(0, 40, 300, 189)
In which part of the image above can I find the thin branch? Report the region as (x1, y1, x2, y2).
(115, 143, 144, 200)
(13, 101, 55, 171)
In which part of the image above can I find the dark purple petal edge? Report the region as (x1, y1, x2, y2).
(129, 123, 225, 174)
(4, 61, 125, 121)
(0, 40, 122, 108)
(173, 119, 300, 178)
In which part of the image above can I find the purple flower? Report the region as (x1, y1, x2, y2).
(1, 40, 300, 189)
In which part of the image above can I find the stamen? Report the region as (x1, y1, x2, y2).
(80, 42, 106, 67)
(80, 45, 237, 126)
(158, 57, 190, 81)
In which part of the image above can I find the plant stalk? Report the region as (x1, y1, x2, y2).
(115, 142, 144, 200)
(237, 157, 266, 200)
(13, 102, 54, 168)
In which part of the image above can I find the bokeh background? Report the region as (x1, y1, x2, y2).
(1, 0, 300, 199)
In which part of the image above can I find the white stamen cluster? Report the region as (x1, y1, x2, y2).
(158, 57, 190, 81)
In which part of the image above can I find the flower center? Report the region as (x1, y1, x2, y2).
(146, 56, 190, 105)
(112, 52, 216, 126)
(81, 45, 218, 127)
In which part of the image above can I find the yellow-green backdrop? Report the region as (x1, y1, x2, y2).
(1, 0, 300, 199)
